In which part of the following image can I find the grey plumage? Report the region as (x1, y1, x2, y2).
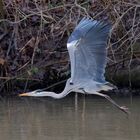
(67, 18, 110, 84)
(19, 17, 129, 114)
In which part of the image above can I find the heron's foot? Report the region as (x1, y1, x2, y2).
(120, 106, 130, 114)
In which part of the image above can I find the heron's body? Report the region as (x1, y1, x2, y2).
(19, 17, 129, 114)
(29, 78, 113, 97)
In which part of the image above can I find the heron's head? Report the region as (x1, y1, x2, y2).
(19, 90, 47, 97)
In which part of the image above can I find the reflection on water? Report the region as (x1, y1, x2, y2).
(0, 94, 140, 140)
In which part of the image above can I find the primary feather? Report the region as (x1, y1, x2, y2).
(67, 18, 111, 84)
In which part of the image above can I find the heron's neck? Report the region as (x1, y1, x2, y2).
(36, 89, 70, 99)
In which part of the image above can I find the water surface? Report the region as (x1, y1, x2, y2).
(0, 94, 140, 140)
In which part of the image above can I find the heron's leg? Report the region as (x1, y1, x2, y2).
(74, 92, 78, 111)
(77, 88, 86, 120)
(82, 89, 129, 115)
(102, 93, 129, 114)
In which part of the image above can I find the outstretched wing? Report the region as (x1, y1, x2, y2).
(67, 18, 111, 84)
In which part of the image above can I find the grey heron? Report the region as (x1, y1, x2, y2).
(19, 17, 129, 114)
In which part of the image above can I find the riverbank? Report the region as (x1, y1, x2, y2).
(0, 0, 140, 95)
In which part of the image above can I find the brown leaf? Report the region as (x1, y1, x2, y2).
(0, 58, 6, 65)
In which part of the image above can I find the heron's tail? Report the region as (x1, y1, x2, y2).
(101, 82, 117, 91)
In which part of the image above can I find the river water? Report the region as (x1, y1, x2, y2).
(0, 94, 140, 140)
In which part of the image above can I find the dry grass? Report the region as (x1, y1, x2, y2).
(0, 0, 140, 93)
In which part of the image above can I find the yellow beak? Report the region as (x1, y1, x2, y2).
(19, 93, 29, 96)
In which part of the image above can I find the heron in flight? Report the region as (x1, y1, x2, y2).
(19, 17, 128, 114)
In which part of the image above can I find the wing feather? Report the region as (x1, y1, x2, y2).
(67, 18, 111, 84)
